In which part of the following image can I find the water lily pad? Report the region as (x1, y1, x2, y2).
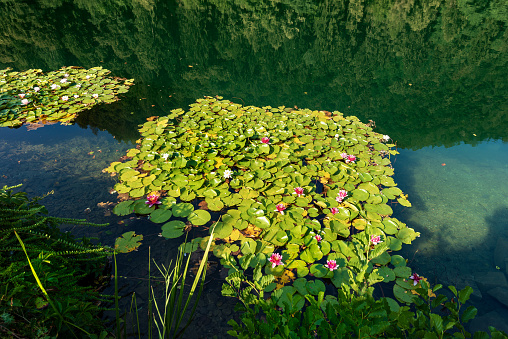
(376, 266, 396, 282)
(309, 264, 331, 278)
(206, 197, 224, 211)
(113, 200, 134, 216)
(393, 284, 416, 303)
(214, 222, 233, 239)
(365, 203, 393, 216)
(149, 209, 173, 223)
(255, 216, 271, 229)
(306, 279, 326, 295)
(172, 203, 194, 217)
(161, 220, 186, 238)
(133, 199, 154, 214)
(352, 188, 370, 201)
(115, 231, 143, 253)
(188, 210, 211, 226)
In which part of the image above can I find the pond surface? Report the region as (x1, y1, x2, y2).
(1, 0, 507, 336)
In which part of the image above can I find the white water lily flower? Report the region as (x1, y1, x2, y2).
(92, 93, 99, 98)
(382, 135, 390, 142)
(60, 78, 67, 83)
(223, 169, 233, 179)
(61, 96, 69, 101)
(161, 153, 169, 160)
(74, 94, 79, 99)
(50, 84, 58, 90)
(75, 84, 82, 88)
(33, 86, 40, 92)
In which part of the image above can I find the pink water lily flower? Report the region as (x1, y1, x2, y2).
(269, 253, 284, 268)
(340, 153, 348, 159)
(275, 203, 286, 215)
(370, 235, 383, 245)
(409, 273, 423, 286)
(314, 234, 322, 242)
(21, 99, 29, 105)
(145, 194, 162, 208)
(325, 260, 338, 271)
(261, 137, 270, 144)
(336, 190, 348, 203)
(293, 187, 304, 197)
(18, 93, 25, 98)
(346, 155, 356, 163)
(330, 207, 339, 215)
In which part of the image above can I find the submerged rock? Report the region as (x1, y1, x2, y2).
(468, 310, 508, 334)
(487, 287, 508, 309)
(475, 271, 508, 292)
(494, 238, 508, 274)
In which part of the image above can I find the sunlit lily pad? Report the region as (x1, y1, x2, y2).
(188, 210, 211, 226)
(115, 231, 143, 253)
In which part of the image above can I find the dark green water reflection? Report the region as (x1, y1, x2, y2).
(1, 0, 506, 148)
(1, 0, 508, 334)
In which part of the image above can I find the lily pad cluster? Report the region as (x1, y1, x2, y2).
(0, 66, 134, 128)
(105, 96, 420, 302)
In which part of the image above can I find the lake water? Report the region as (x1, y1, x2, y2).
(1, 0, 507, 336)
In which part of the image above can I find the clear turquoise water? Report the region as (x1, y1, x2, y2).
(395, 141, 508, 281)
(1, 0, 507, 335)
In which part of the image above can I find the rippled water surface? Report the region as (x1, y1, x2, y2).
(1, 0, 507, 335)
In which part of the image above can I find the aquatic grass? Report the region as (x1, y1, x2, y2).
(113, 223, 216, 338)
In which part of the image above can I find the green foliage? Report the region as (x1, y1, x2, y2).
(0, 184, 113, 338)
(0, 66, 133, 128)
(223, 264, 508, 339)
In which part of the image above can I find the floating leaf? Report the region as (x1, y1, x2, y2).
(112, 200, 134, 216)
(161, 220, 186, 238)
(115, 231, 143, 253)
(149, 209, 173, 223)
(188, 210, 211, 226)
(172, 203, 194, 218)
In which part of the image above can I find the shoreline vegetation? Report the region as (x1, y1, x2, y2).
(1, 69, 507, 337)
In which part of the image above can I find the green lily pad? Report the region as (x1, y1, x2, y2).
(112, 200, 134, 216)
(149, 209, 173, 223)
(172, 203, 194, 217)
(115, 231, 143, 253)
(309, 264, 330, 278)
(306, 279, 326, 295)
(255, 216, 271, 229)
(365, 203, 393, 216)
(161, 220, 186, 239)
(188, 210, 211, 226)
(213, 222, 233, 239)
(133, 199, 155, 214)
